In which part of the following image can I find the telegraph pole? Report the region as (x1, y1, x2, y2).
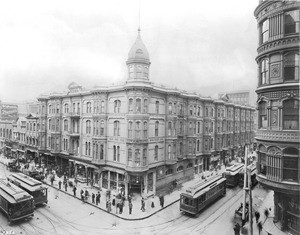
(248, 168, 253, 235)
(242, 145, 248, 225)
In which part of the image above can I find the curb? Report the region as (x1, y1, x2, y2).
(43, 180, 180, 221)
(0, 160, 179, 221)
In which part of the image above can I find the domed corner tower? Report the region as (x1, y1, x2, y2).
(254, 1, 300, 234)
(126, 29, 151, 82)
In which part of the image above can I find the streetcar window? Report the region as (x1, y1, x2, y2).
(183, 197, 194, 206)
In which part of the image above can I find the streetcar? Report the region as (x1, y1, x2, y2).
(7, 173, 48, 206)
(238, 163, 257, 188)
(222, 163, 244, 187)
(0, 179, 34, 224)
(180, 175, 226, 215)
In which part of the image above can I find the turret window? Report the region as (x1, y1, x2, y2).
(284, 53, 299, 81)
(260, 59, 269, 85)
(284, 10, 299, 35)
(261, 19, 269, 43)
(283, 99, 299, 130)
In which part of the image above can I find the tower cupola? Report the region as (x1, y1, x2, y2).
(126, 29, 151, 81)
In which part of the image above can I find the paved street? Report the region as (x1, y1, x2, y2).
(0, 156, 285, 235)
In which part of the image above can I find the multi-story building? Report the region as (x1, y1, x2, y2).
(0, 120, 13, 156)
(254, 1, 299, 234)
(218, 91, 250, 106)
(35, 29, 255, 197)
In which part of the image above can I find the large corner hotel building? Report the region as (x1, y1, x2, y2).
(32, 29, 255, 197)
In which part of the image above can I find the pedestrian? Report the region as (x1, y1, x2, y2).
(151, 195, 155, 208)
(50, 176, 54, 186)
(96, 191, 101, 205)
(159, 195, 164, 208)
(64, 182, 68, 192)
(73, 186, 77, 197)
(255, 211, 260, 223)
(74, 177, 78, 186)
(92, 193, 95, 204)
(85, 189, 89, 201)
(119, 201, 123, 214)
(128, 194, 132, 203)
(141, 198, 145, 212)
(107, 200, 111, 213)
(58, 180, 62, 190)
(129, 201, 133, 215)
(233, 223, 240, 235)
(81, 189, 84, 201)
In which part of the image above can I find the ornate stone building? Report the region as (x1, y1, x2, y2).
(254, 1, 300, 234)
(36, 29, 255, 197)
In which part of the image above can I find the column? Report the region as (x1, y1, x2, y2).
(85, 167, 88, 186)
(273, 193, 279, 223)
(125, 174, 128, 198)
(100, 171, 103, 188)
(153, 171, 156, 195)
(278, 106, 282, 130)
(116, 173, 119, 193)
(144, 173, 148, 196)
(108, 171, 111, 190)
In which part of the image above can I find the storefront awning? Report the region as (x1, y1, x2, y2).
(74, 160, 98, 169)
(211, 155, 220, 162)
(102, 166, 126, 175)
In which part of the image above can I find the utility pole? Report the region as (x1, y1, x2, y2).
(248, 168, 253, 235)
(242, 145, 248, 225)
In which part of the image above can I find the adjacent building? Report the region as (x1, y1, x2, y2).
(254, 1, 299, 234)
(218, 91, 250, 106)
(34, 29, 255, 197)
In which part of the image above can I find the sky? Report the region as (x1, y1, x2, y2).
(0, 0, 259, 105)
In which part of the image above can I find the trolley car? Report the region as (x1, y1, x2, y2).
(222, 163, 244, 187)
(0, 179, 34, 224)
(180, 175, 226, 215)
(7, 173, 48, 206)
(238, 163, 257, 188)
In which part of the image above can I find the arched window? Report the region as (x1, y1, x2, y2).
(33, 123, 36, 131)
(283, 99, 299, 130)
(136, 98, 141, 113)
(101, 101, 105, 113)
(135, 149, 140, 166)
(143, 122, 147, 138)
(86, 120, 91, 134)
(100, 144, 104, 160)
(258, 145, 267, 175)
(259, 101, 267, 129)
(284, 53, 299, 81)
(177, 165, 183, 172)
(143, 99, 148, 113)
(168, 103, 172, 114)
(117, 146, 120, 162)
(114, 100, 121, 113)
(168, 122, 172, 136)
(189, 105, 193, 115)
(128, 121, 133, 138)
(64, 119, 68, 131)
(129, 99, 133, 112)
(284, 10, 299, 35)
(154, 145, 158, 161)
(189, 122, 192, 135)
(155, 101, 159, 114)
(114, 121, 120, 136)
(179, 142, 183, 155)
(155, 121, 159, 137)
(197, 140, 200, 152)
(56, 119, 60, 131)
(168, 145, 171, 160)
(100, 120, 104, 136)
(173, 143, 176, 158)
(86, 102, 92, 113)
(113, 145, 116, 161)
(143, 149, 147, 165)
(135, 121, 141, 139)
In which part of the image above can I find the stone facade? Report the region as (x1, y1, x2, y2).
(254, 1, 300, 234)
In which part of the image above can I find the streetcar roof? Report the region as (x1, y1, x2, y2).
(181, 175, 226, 198)
(7, 173, 47, 192)
(223, 163, 244, 175)
(239, 163, 256, 175)
(0, 179, 33, 203)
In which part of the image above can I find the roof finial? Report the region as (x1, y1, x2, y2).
(138, 0, 141, 32)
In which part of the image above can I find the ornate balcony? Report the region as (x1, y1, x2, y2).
(126, 162, 148, 172)
(68, 131, 80, 138)
(165, 158, 177, 165)
(70, 112, 81, 118)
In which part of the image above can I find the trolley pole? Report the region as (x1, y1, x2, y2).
(242, 145, 248, 225)
(248, 168, 253, 235)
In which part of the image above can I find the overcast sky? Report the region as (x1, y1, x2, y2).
(0, 0, 259, 105)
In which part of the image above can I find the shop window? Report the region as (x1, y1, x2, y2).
(283, 99, 299, 130)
